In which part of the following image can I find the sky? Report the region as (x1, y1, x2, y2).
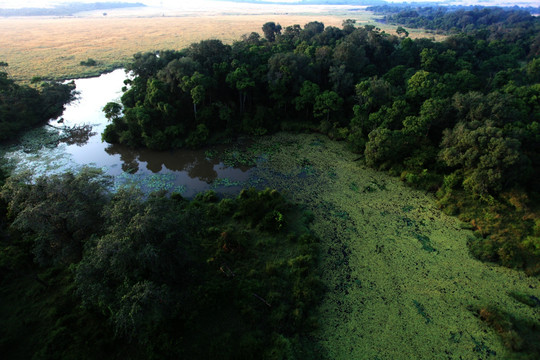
(0, 0, 538, 9)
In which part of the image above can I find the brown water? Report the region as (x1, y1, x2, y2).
(1, 69, 253, 197)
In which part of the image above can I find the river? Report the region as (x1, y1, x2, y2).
(1, 69, 254, 197)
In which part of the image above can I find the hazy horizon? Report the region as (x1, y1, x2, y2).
(0, 0, 538, 10)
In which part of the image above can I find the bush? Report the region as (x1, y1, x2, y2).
(80, 58, 97, 66)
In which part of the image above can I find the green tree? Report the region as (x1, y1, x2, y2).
(75, 189, 193, 342)
(293, 81, 320, 120)
(180, 72, 211, 116)
(440, 122, 529, 195)
(313, 90, 343, 122)
(364, 128, 408, 169)
(103, 102, 122, 122)
(396, 26, 409, 37)
(406, 70, 438, 103)
(402, 97, 453, 140)
(226, 65, 255, 113)
(1, 168, 111, 266)
(262, 22, 282, 42)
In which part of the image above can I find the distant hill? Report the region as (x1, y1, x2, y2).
(0, 2, 146, 17)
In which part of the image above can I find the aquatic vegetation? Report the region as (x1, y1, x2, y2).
(508, 291, 540, 308)
(204, 149, 218, 160)
(221, 142, 280, 167)
(244, 132, 539, 359)
(210, 177, 243, 189)
(114, 172, 186, 194)
(415, 233, 437, 253)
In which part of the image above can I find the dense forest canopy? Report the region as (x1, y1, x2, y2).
(369, 5, 540, 37)
(0, 167, 321, 358)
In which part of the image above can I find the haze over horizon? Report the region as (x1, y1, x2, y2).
(0, 0, 538, 10)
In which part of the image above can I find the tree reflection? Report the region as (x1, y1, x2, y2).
(58, 124, 96, 146)
(105, 144, 139, 173)
(137, 149, 219, 183)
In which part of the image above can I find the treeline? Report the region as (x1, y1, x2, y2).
(369, 5, 540, 39)
(0, 169, 321, 359)
(0, 64, 75, 142)
(104, 16, 539, 274)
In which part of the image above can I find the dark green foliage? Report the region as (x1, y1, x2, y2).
(1, 168, 111, 266)
(102, 22, 400, 150)
(0, 65, 75, 141)
(0, 171, 321, 359)
(262, 21, 282, 42)
(371, 6, 540, 42)
(475, 306, 540, 359)
(80, 58, 97, 67)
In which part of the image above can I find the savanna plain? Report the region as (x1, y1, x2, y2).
(0, 5, 440, 82)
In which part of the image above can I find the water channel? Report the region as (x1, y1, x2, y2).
(1, 69, 254, 197)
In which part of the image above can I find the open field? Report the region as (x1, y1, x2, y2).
(0, 9, 440, 82)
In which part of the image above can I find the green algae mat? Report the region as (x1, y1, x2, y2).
(243, 133, 539, 359)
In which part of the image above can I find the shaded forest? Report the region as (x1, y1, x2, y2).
(369, 5, 540, 36)
(0, 65, 75, 142)
(0, 169, 322, 359)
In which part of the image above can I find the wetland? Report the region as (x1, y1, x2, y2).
(1, 5, 539, 358)
(1, 71, 538, 359)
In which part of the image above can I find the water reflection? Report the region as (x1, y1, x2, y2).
(104, 144, 140, 173)
(60, 124, 96, 146)
(105, 144, 226, 183)
(1, 69, 256, 197)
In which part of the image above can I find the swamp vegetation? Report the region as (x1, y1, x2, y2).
(0, 5, 539, 360)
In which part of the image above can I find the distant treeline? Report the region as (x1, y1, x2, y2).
(368, 5, 540, 35)
(104, 10, 540, 274)
(0, 2, 146, 17)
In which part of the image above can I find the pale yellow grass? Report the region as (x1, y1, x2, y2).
(0, 15, 343, 81)
(0, 12, 440, 82)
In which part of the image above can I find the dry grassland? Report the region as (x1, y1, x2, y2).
(0, 15, 341, 82)
(0, 12, 440, 82)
